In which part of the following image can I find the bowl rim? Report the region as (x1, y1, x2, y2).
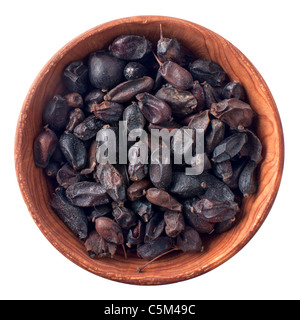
(14, 15, 284, 285)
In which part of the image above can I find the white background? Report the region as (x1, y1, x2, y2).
(1, 0, 299, 300)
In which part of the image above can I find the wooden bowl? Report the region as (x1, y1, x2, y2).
(15, 16, 284, 285)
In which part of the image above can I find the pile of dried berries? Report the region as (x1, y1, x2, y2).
(34, 28, 262, 272)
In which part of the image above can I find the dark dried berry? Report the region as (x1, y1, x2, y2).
(136, 92, 172, 125)
(64, 92, 84, 108)
(149, 162, 172, 190)
(223, 158, 247, 189)
(237, 128, 262, 164)
(222, 81, 245, 101)
(123, 102, 146, 132)
(50, 188, 88, 240)
(169, 172, 205, 198)
(191, 81, 205, 111)
(114, 164, 130, 186)
(73, 115, 105, 140)
(183, 197, 215, 234)
(51, 146, 66, 164)
(91, 101, 124, 124)
(62, 61, 89, 94)
(213, 160, 233, 182)
(189, 59, 227, 87)
(152, 70, 165, 92)
(88, 51, 126, 90)
(144, 213, 166, 243)
(84, 89, 105, 113)
(186, 109, 210, 131)
(164, 211, 185, 238)
(148, 119, 181, 132)
(96, 163, 126, 203)
(194, 199, 239, 223)
(44, 160, 60, 178)
(59, 132, 87, 170)
(146, 188, 182, 212)
(214, 217, 236, 234)
(80, 140, 97, 175)
(155, 85, 197, 116)
(42, 95, 69, 132)
(176, 226, 203, 252)
(56, 163, 82, 188)
(197, 172, 235, 202)
(127, 179, 151, 201)
(109, 35, 152, 60)
(104, 76, 154, 103)
(202, 82, 222, 109)
(212, 132, 248, 163)
(210, 98, 254, 129)
(137, 236, 174, 261)
(238, 160, 258, 197)
(34, 127, 58, 168)
(158, 60, 193, 90)
(126, 220, 145, 248)
(112, 203, 137, 229)
(84, 230, 117, 259)
(205, 119, 226, 154)
(88, 204, 112, 223)
(128, 141, 149, 181)
(65, 108, 85, 133)
(157, 28, 184, 64)
(131, 199, 153, 222)
(124, 62, 147, 80)
(66, 181, 110, 207)
(95, 217, 126, 257)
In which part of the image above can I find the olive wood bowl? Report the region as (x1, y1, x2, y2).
(15, 16, 284, 285)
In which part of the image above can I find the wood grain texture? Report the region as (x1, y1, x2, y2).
(14, 16, 284, 285)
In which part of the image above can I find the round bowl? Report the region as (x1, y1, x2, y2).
(15, 15, 284, 285)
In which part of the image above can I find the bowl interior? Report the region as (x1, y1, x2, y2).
(15, 16, 284, 285)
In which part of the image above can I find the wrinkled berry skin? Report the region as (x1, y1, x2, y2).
(96, 163, 126, 203)
(59, 133, 87, 170)
(34, 127, 58, 168)
(50, 188, 88, 240)
(42, 95, 69, 132)
(159, 61, 193, 90)
(210, 98, 254, 129)
(62, 61, 89, 94)
(65, 108, 85, 133)
(88, 51, 126, 90)
(157, 36, 184, 64)
(109, 35, 152, 61)
(73, 115, 104, 140)
(189, 59, 227, 87)
(222, 81, 245, 101)
(137, 236, 174, 261)
(136, 92, 172, 125)
(95, 217, 124, 246)
(123, 102, 146, 132)
(84, 89, 105, 113)
(238, 160, 258, 197)
(66, 181, 110, 207)
(91, 101, 124, 124)
(104, 76, 154, 103)
(155, 86, 197, 116)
